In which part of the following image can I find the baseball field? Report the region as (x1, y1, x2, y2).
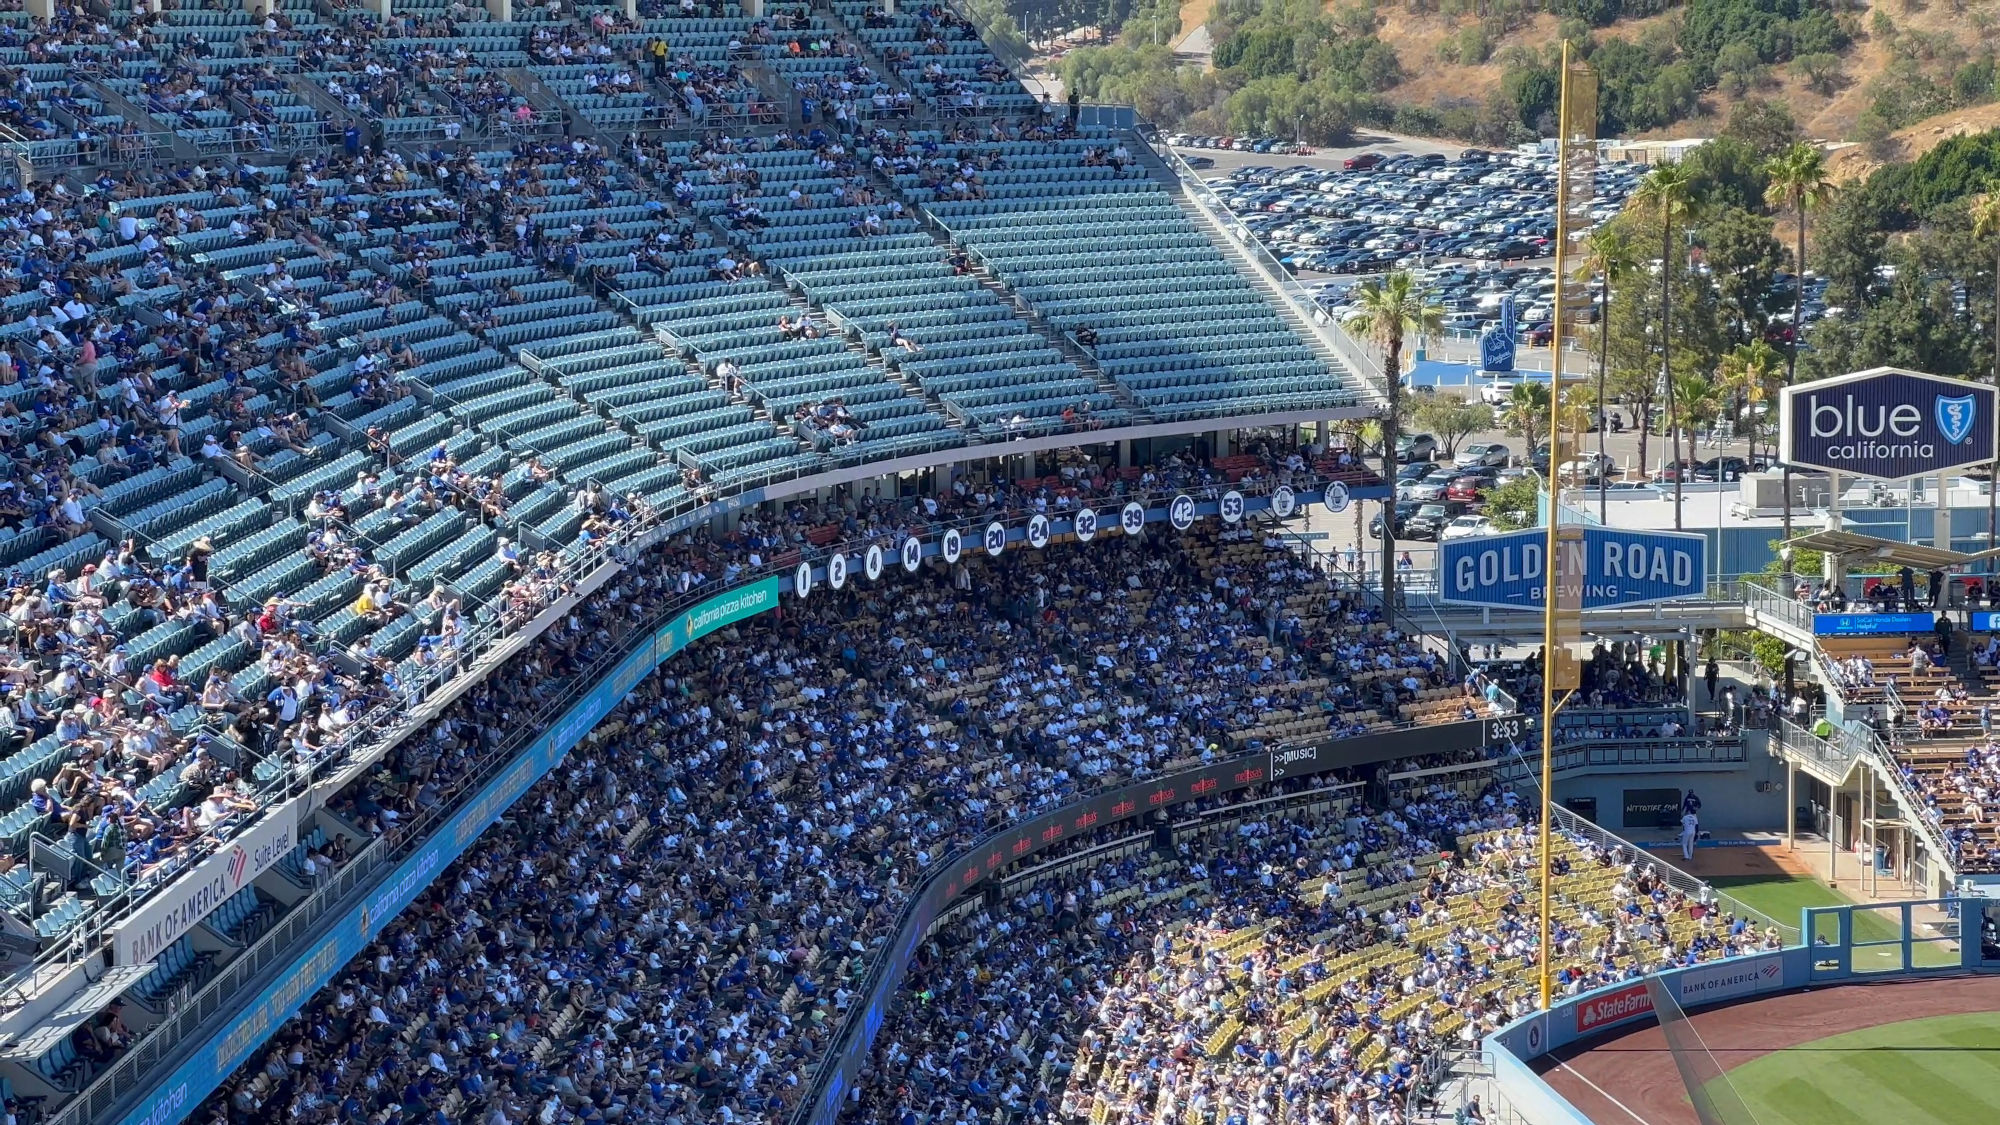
(1705, 1010, 2000, 1125)
(1540, 975, 2000, 1125)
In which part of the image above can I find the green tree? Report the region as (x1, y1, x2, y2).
(1635, 161, 1695, 528)
(1711, 40, 1759, 96)
(1411, 397, 1494, 458)
(1792, 52, 1844, 96)
(1680, 135, 1770, 211)
(1485, 474, 1541, 531)
(1763, 140, 1837, 550)
(1347, 271, 1442, 604)
(1668, 370, 1723, 503)
(1724, 97, 1803, 157)
(1970, 191, 2000, 545)
(1501, 382, 1553, 468)
(1700, 204, 1787, 346)
(1581, 224, 1638, 518)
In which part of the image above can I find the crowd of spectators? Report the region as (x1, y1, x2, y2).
(198, 511, 1455, 1125)
(840, 779, 1779, 1125)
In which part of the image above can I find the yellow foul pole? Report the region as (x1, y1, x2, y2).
(1539, 39, 1574, 1014)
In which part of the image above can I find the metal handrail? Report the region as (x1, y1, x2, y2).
(1546, 803, 1801, 943)
(1490, 735, 1745, 780)
(1140, 135, 1392, 410)
(1777, 716, 1958, 884)
(1844, 716, 1957, 878)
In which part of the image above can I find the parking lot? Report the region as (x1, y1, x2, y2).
(1189, 144, 1644, 274)
(1182, 138, 1835, 354)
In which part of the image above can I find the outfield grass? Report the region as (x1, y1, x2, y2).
(1707, 874, 1903, 944)
(1705, 1012, 2000, 1125)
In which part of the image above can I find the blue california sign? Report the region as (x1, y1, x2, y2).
(1779, 366, 1997, 481)
(1437, 526, 1708, 610)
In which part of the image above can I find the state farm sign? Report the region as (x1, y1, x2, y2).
(1574, 980, 1653, 1034)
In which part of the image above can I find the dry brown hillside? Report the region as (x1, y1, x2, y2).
(1824, 102, 2000, 181)
(1243, 0, 2000, 145)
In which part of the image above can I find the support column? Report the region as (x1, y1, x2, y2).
(375, 0, 391, 19)
(882, 0, 895, 11)
(1863, 780, 1873, 898)
(624, 0, 635, 16)
(745, 0, 762, 16)
(24, 0, 51, 20)
(1828, 784, 1839, 885)
(1785, 762, 1796, 849)
(485, 0, 510, 20)
(244, 0, 273, 16)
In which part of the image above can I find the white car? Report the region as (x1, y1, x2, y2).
(1478, 380, 1520, 407)
(1439, 515, 1494, 541)
(1456, 441, 1511, 469)
(1557, 454, 1616, 481)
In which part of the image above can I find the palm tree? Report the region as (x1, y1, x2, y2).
(1634, 161, 1695, 527)
(1349, 271, 1443, 606)
(1670, 371, 1724, 527)
(1718, 340, 1782, 465)
(1763, 141, 1837, 568)
(1503, 381, 1553, 473)
(1581, 225, 1639, 520)
(1971, 192, 2000, 552)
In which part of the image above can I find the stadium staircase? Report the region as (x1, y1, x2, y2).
(504, 68, 611, 146)
(1785, 632, 1964, 886)
(654, 176, 976, 443)
(82, 81, 204, 161)
(881, 169, 1153, 424)
(282, 72, 352, 127)
(810, 0, 921, 104)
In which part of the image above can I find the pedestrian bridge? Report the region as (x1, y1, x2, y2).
(1392, 578, 1812, 650)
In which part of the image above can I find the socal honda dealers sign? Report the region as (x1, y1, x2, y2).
(1574, 980, 1654, 1034)
(1673, 952, 1783, 1006)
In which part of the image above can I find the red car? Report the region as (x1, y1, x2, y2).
(1446, 474, 1494, 502)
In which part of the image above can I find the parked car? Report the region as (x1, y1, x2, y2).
(1402, 501, 1470, 540)
(1455, 441, 1511, 469)
(1556, 452, 1617, 482)
(1184, 155, 1215, 169)
(1694, 455, 1766, 481)
(1396, 461, 1434, 483)
(1343, 152, 1384, 171)
(1403, 465, 1461, 502)
(1650, 459, 1701, 483)
(1439, 514, 1494, 541)
(1478, 380, 1520, 407)
(1395, 433, 1439, 463)
(1369, 499, 1425, 539)
(1446, 470, 1499, 501)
